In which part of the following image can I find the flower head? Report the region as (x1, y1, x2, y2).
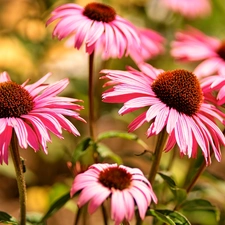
(101, 63, 225, 165)
(171, 27, 225, 77)
(46, 2, 140, 59)
(129, 28, 165, 64)
(71, 163, 157, 225)
(0, 71, 85, 164)
(161, 0, 211, 19)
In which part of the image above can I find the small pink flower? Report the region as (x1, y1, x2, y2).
(71, 163, 157, 225)
(129, 28, 165, 63)
(161, 0, 211, 19)
(46, 2, 141, 59)
(101, 63, 225, 165)
(0, 71, 85, 164)
(171, 27, 225, 77)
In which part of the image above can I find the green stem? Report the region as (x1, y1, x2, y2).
(135, 209, 142, 225)
(148, 128, 168, 184)
(174, 158, 206, 211)
(101, 204, 108, 225)
(165, 146, 176, 171)
(186, 160, 206, 193)
(182, 158, 196, 188)
(88, 51, 96, 140)
(74, 208, 82, 225)
(123, 219, 130, 225)
(10, 132, 26, 225)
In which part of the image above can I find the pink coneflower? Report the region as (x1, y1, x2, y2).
(101, 63, 225, 165)
(0, 71, 85, 164)
(46, 2, 140, 59)
(171, 27, 225, 77)
(129, 28, 165, 63)
(71, 163, 157, 225)
(161, 0, 211, 19)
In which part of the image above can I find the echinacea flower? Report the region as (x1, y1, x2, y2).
(71, 163, 157, 225)
(171, 27, 225, 77)
(161, 0, 211, 19)
(101, 63, 225, 165)
(46, 2, 141, 59)
(129, 28, 165, 63)
(0, 71, 85, 164)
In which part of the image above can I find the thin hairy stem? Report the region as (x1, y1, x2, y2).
(88, 51, 96, 140)
(10, 132, 26, 225)
(74, 208, 82, 225)
(148, 128, 168, 184)
(174, 158, 206, 211)
(135, 209, 142, 225)
(101, 204, 108, 225)
(186, 160, 206, 193)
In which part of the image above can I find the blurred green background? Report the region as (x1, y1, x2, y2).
(0, 0, 225, 224)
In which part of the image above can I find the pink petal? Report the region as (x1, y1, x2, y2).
(9, 118, 28, 149)
(122, 190, 135, 220)
(78, 184, 109, 207)
(128, 112, 147, 132)
(194, 58, 222, 77)
(34, 78, 69, 101)
(25, 73, 51, 94)
(166, 108, 179, 133)
(0, 71, 11, 82)
(154, 105, 169, 134)
(88, 188, 111, 214)
(146, 101, 165, 122)
(74, 20, 92, 50)
(23, 122, 39, 151)
(111, 190, 126, 224)
(128, 186, 149, 219)
(0, 121, 12, 164)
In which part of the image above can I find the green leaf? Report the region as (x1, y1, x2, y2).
(48, 183, 70, 205)
(180, 199, 220, 223)
(181, 199, 218, 212)
(146, 209, 175, 225)
(0, 211, 17, 224)
(158, 210, 191, 225)
(71, 137, 94, 164)
(158, 172, 176, 188)
(96, 143, 122, 164)
(39, 192, 71, 223)
(97, 131, 149, 150)
(97, 131, 138, 141)
(26, 213, 45, 225)
(147, 209, 191, 225)
(158, 172, 187, 204)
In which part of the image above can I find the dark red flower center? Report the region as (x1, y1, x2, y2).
(217, 41, 225, 61)
(151, 69, 203, 116)
(0, 81, 34, 118)
(83, 2, 116, 23)
(98, 166, 132, 190)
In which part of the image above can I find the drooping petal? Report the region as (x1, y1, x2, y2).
(88, 188, 111, 214)
(78, 184, 109, 208)
(111, 189, 127, 224)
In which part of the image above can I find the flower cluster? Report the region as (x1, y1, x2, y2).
(2, 1, 225, 225)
